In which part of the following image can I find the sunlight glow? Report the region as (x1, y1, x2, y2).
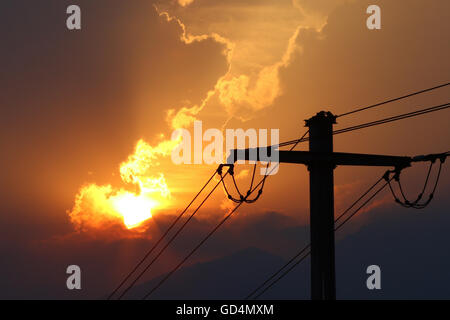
(68, 139, 176, 231)
(111, 193, 156, 229)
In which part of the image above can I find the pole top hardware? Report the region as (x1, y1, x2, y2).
(305, 111, 337, 127)
(217, 164, 233, 175)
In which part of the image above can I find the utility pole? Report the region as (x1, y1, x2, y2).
(228, 111, 412, 300)
(306, 112, 336, 300)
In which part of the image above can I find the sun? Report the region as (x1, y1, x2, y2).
(112, 193, 157, 229)
(68, 139, 174, 232)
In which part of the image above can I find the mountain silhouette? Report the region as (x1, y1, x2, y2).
(124, 246, 310, 300)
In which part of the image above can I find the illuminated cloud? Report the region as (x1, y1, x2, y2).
(68, 139, 175, 232)
(158, 9, 234, 129)
(178, 0, 194, 7)
(159, 0, 319, 123)
(215, 27, 301, 121)
(63, 4, 232, 235)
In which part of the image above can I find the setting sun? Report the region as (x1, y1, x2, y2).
(68, 139, 173, 232)
(111, 193, 157, 229)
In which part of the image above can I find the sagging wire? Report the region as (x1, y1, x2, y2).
(219, 162, 270, 204)
(388, 155, 446, 209)
(221, 130, 310, 204)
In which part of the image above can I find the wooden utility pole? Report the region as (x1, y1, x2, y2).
(306, 111, 336, 300)
(229, 111, 412, 300)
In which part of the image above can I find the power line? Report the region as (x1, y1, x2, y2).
(244, 243, 310, 300)
(252, 247, 311, 300)
(288, 130, 309, 151)
(246, 172, 390, 300)
(388, 154, 446, 209)
(117, 167, 230, 300)
(248, 149, 449, 299)
(278, 102, 450, 148)
(334, 173, 393, 231)
(249, 173, 395, 299)
(115, 129, 308, 299)
(107, 169, 218, 300)
(333, 103, 450, 136)
(337, 82, 450, 118)
(334, 175, 386, 224)
(223, 130, 310, 204)
(116, 96, 448, 299)
(141, 157, 283, 300)
(142, 201, 244, 300)
(219, 163, 269, 204)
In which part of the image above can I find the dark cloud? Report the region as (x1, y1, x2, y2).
(0, 210, 304, 299)
(129, 195, 450, 300)
(2, 193, 450, 299)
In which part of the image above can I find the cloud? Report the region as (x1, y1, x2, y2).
(215, 26, 302, 121)
(178, 0, 195, 7)
(0, 210, 304, 298)
(63, 10, 233, 233)
(0, 1, 230, 238)
(159, 0, 312, 123)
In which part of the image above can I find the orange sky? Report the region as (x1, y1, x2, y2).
(1, 0, 449, 238)
(69, 0, 450, 235)
(0, 0, 449, 299)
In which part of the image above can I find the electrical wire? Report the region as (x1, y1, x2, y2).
(114, 93, 449, 299)
(244, 243, 310, 300)
(117, 167, 230, 300)
(334, 174, 393, 231)
(337, 82, 450, 118)
(247, 171, 394, 299)
(245, 174, 384, 299)
(223, 130, 310, 204)
(141, 158, 283, 300)
(220, 163, 269, 204)
(107, 169, 219, 300)
(288, 130, 309, 151)
(333, 103, 450, 136)
(278, 102, 450, 148)
(249, 149, 448, 299)
(142, 201, 245, 300)
(388, 156, 446, 209)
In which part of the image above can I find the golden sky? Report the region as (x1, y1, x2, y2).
(0, 0, 449, 298)
(1, 0, 449, 237)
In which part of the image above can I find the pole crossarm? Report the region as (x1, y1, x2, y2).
(228, 148, 413, 169)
